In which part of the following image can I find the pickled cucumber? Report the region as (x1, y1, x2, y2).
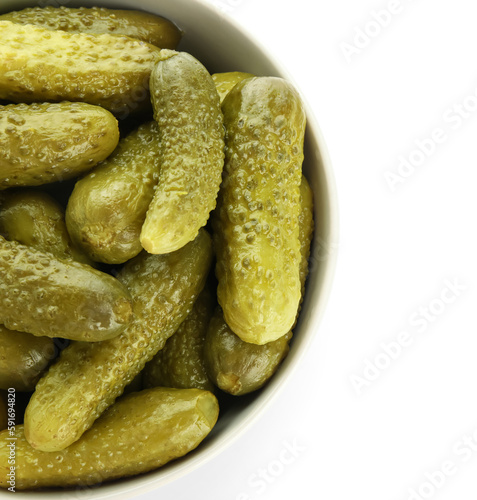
(205, 175, 313, 395)
(0, 21, 162, 115)
(0, 236, 133, 341)
(140, 51, 224, 254)
(24, 229, 213, 452)
(212, 71, 254, 103)
(213, 77, 306, 344)
(0, 189, 93, 265)
(143, 283, 215, 392)
(1, 388, 219, 489)
(0, 6, 182, 48)
(0, 102, 119, 189)
(204, 308, 292, 396)
(66, 121, 162, 264)
(0, 325, 55, 393)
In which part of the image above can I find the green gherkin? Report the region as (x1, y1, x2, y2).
(0, 6, 182, 48)
(212, 71, 254, 103)
(66, 121, 162, 264)
(204, 308, 292, 396)
(143, 283, 216, 392)
(213, 77, 306, 345)
(141, 51, 225, 254)
(205, 175, 314, 395)
(0, 189, 93, 265)
(0, 236, 133, 342)
(0, 102, 119, 190)
(0, 325, 55, 393)
(24, 229, 213, 452)
(0, 21, 162, 116)
(1, 388, 219, 489)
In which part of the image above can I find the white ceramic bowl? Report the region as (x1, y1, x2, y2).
(0, 0, 338, 498)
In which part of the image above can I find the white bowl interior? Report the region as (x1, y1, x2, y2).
(0, 0, 338, 498)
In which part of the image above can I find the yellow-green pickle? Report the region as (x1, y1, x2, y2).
(0, 6, 182, 48)
(66, 121, 162, 264)
(214, 76, 306, 345)
(212, 71, 254, 103)
(0, 326, 54, 393)
(0, 388, 219, 489)
(205, 175, 314, 395)
(0, 21, 162, 115)
(0, 236, 133, 341)
(143, 283, 216, 392)
(140, 50, 225, 254)
(205, 308, 292, 396)
(0, 102, 119, 189)
(0, 189, 93, 265)
(24, 230, 213, 452)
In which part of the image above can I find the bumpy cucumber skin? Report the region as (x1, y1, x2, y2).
(205, 175, 314, 395)
(0, 325, 55, 392)
(212, 71, 254, 103)
(141, 51, 225, 254)
(66, 121, 161, 264)
(143, 284, 215, 392)
(0, 236, 133, 342)
(24, 230, 213, 452)
(213, 77, 306, 345)
(2, 388, 219, 489)
(0, 189, 93, 265)
(0, 21, 162, 115)
(0, 102, 119, 190)
(0, 6, 182, 48)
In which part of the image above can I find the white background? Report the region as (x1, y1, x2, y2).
(140, 0, 477, 499)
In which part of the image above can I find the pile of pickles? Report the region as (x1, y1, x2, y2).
(0, 4, 314, 491)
